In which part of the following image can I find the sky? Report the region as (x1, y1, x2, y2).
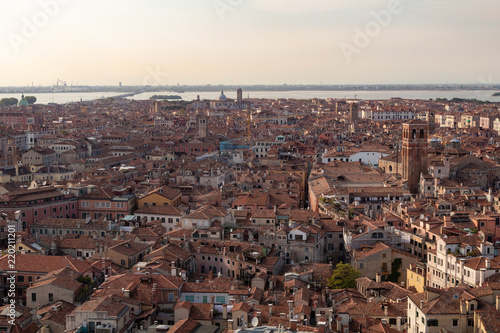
(1, 0, 499, 86)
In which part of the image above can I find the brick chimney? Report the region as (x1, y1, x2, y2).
(318, 321, 326, 333)
(290, 319, 298, 331)
(171, 261, 177, 276)
(223, 304, 228, 320)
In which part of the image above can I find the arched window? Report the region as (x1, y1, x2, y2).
(420, 129, 425, 138)
(201, 266, 206, 273)
(389, 165, 393, 172)
(412, 129, 417, 139)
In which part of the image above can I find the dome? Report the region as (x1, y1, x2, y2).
(219, 90, 227, 101)
(17, 94, 29, 107)
(450, 138, 461, 143)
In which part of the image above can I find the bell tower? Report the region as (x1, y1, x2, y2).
(6, 137, 18, 166)
(402, 120, 429, 194)
(198, 114, 207, 138)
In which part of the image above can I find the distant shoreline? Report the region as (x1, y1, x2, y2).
(1, 84, 500, 95)
(150, 95, 182, 100)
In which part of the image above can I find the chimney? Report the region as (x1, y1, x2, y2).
(290, 319, 298, 331)
(171, 261, 177, 276)
(256, 311, 262, 326)
(397, 317, 401, 331)
(227, 319, 233, 330)
(268, 303, 273, 319)
(480, 268, 486, 286)
(223, 304, 228, 320)
(318, 321, 327, 333)
(486, 258, 490, 269)
(376, 273, 381, 283)
(384, 305, 388, 316)
(420, 300, 424, 310)
(460, 300, 468, 314)
(496, 296, 500, 311)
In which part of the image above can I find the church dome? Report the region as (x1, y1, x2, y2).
(18, 94, 29, 107)
(219, 90, 227, 101)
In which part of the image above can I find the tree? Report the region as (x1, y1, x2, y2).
(327, 261, 360, 289)
(0, 98, 18, 107)
(387, 258, 402, 283)
(25, 96, 37, 104)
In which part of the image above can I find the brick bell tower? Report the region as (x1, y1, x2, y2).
(402, 120, 429, 194)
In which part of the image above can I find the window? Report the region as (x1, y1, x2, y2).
(168, 293, 174, 301)
(452, 319, 458, 327)
(48, 293, 53, 302)
(468, 319, 474, 327)
(427, 319, 438, 326)
(185, 295, 195, 302)
(216, 296, 225, 303)
(31, 293, 36, 302)
(28, 276, 32, 283)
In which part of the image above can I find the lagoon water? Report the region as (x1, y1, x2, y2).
(129, 90, 500, 102)
(1, 90, 500, 105)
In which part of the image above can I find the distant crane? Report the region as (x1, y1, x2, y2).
(56, 78, 67, 87)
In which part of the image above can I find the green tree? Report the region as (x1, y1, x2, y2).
(327, 261, 360, 289)
(25, 96, 37, 104)
(0, 98, 18, 107)
(387, 258, 402, 283)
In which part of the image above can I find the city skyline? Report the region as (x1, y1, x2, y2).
(1, 0, 499, 86)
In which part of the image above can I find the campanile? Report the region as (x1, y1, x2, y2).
(402, 120, 429, 194)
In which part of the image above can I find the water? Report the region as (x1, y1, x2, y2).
(0, 90, 499, 105)
(0, 92, 124, 105)
(129, 90, 500, 102)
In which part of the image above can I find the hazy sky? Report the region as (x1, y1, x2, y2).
(1, 0, 499, 86)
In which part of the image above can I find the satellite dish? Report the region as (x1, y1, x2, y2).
(251, 317, 259, 327)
